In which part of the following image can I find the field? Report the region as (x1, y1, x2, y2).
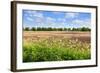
(23, 31, 91, 62)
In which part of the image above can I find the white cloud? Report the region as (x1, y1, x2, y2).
(31, 11, 45, 23)
(26, 17, 33, 21)
(24, 10, 34, 17)
(65, 12, 79, 18)
(25, 10, 45, 24)
(25, 10, 44, 18)
(72, 19, 91, 27)
(46, 17, 55, 21)
(46, 17, 56, 24)
(35, 17, 44, 23)
(73, 19, 83, 24)
(33, 12, 43, 18)
(58, 18, 66, 22)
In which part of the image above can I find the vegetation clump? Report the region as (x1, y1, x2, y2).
(23, 37, 91, 62)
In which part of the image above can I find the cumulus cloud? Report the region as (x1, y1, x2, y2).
(23, 10, 91, 28)
(24, 10, 45, 23)
(73, 19, 83, 24)
(46, 17, 55, 21)
(24, 10, 44, 18)
(26, 17, 33, 21)
(72, 19, 91, 27)
(45, 17, 56, 25)
(32, 11, 44, 18)
(24, 10, 34, 17)
(65, 12, 79, 18)
(35, 17, 44, 23)
(58, 18, 66, 22)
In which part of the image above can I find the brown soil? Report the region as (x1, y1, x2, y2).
(23, 31, 91, 43)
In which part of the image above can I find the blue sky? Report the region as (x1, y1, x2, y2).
(22, 10, 91, 28)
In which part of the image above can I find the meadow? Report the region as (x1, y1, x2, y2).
(23, 31, 91, 62)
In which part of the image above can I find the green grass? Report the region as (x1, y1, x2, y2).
(23, 37, 91, 62)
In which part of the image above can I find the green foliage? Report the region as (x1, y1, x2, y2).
(24, 27, 30, 31)
(31, 27, 36, 31)
(81, 27, 91, 31)
(71, 27, 91, 31)
(24, 27, 91, 31)
(23, 37, 91, 62)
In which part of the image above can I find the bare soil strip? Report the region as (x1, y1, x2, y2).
(23, 31, 91, 43)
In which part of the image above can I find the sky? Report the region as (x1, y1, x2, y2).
(22, 10, 91, 28)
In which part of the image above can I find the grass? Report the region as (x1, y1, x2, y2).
(23, 37, 91, 62)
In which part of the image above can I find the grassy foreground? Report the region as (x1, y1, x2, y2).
(23, 37, 91, 62)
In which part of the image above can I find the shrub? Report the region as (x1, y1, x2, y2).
(23, 37, 91, 62)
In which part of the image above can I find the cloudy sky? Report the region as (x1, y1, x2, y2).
(22, 10, 91, 28)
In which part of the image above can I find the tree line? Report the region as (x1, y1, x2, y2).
(23, 27, 91, 31)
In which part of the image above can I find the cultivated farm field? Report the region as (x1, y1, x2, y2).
(23, 31, 91, 62)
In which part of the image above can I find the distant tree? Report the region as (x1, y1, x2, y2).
(81, 27, 90, 31)
(47, 27, 52, 31)
(53, 28, 57, 31)
(88, 28, 91, 31)
(67, 28, 71, 31)
(71, 27, 91, 31)
(64, 28, 68, 31)
(77, 28, 81, 31)
(24, 27, 91, 31)
(31, 27, 36, 31)
(41, 27, 45, 31)
(37, 27, 42, 31)
(81, 27, 85, 31)
(72, 28, 76, 31)
(58, 28, 63, 31)
(24, 27, 30, 31)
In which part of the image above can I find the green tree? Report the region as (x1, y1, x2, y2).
(31, 27, 36, 31)
(24, 27, 30, 31)
(37, 27, 42, 31)
(67, 28, 71, 31)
